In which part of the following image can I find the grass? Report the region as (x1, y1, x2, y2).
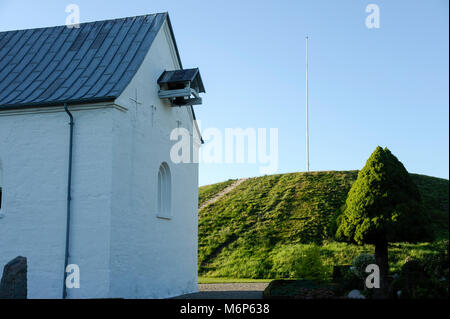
(198, 171, 449, 279)
(198, 179, 236, 207)
(198, 276, 272, 284)
(410, 173, 449, 240)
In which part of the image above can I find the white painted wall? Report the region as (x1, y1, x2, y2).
(0, 106, 114, 298)
(0, 18, 200, 299)
(109, 19, 199, 299)
(0, 160, 3, 214)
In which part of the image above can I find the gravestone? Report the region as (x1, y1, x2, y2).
(0, 256, 27, 299)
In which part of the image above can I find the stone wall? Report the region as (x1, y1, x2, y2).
(0, 256, 27, 299)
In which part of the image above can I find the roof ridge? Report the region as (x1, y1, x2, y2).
(0, 12, 167, 34)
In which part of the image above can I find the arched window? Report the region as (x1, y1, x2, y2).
(157, 162, 172, 219)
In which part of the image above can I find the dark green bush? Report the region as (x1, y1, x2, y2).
(352, 253, 376, 279)
(333, 265, 363, 295)
(336, 147, 434, 245)
(332, 265, 351, 282)
(295, 245, 331, 282)
(423, 240, 449, 282)
(391, 255, 448, 299)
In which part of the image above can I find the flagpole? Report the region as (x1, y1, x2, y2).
(306, 36, 310, 172)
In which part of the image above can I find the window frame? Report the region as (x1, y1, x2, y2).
(156, 162, 172, 220)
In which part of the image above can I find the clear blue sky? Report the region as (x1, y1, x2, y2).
(1, 0, 448, 186)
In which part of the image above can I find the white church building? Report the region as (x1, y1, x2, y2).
(0, 13, 204, 298)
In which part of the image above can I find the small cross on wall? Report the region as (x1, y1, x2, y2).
(129, 89, 142, 107)
(151, 105, 156, 127)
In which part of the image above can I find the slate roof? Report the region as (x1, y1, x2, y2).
(0, 13, 177, 109)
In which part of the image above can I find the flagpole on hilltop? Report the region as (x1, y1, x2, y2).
(305, 36, 310, 172)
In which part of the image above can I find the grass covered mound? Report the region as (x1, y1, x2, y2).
(198, 179, 236, 207)
(198, 171, 448, 279)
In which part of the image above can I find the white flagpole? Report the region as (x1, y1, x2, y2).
(306, 36, 310, 172)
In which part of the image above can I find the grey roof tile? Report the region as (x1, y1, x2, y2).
(0, 13, 168, 109)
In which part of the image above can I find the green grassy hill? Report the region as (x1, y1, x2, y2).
(198, 171, 449, 279)
(199, 179, 236, 207)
